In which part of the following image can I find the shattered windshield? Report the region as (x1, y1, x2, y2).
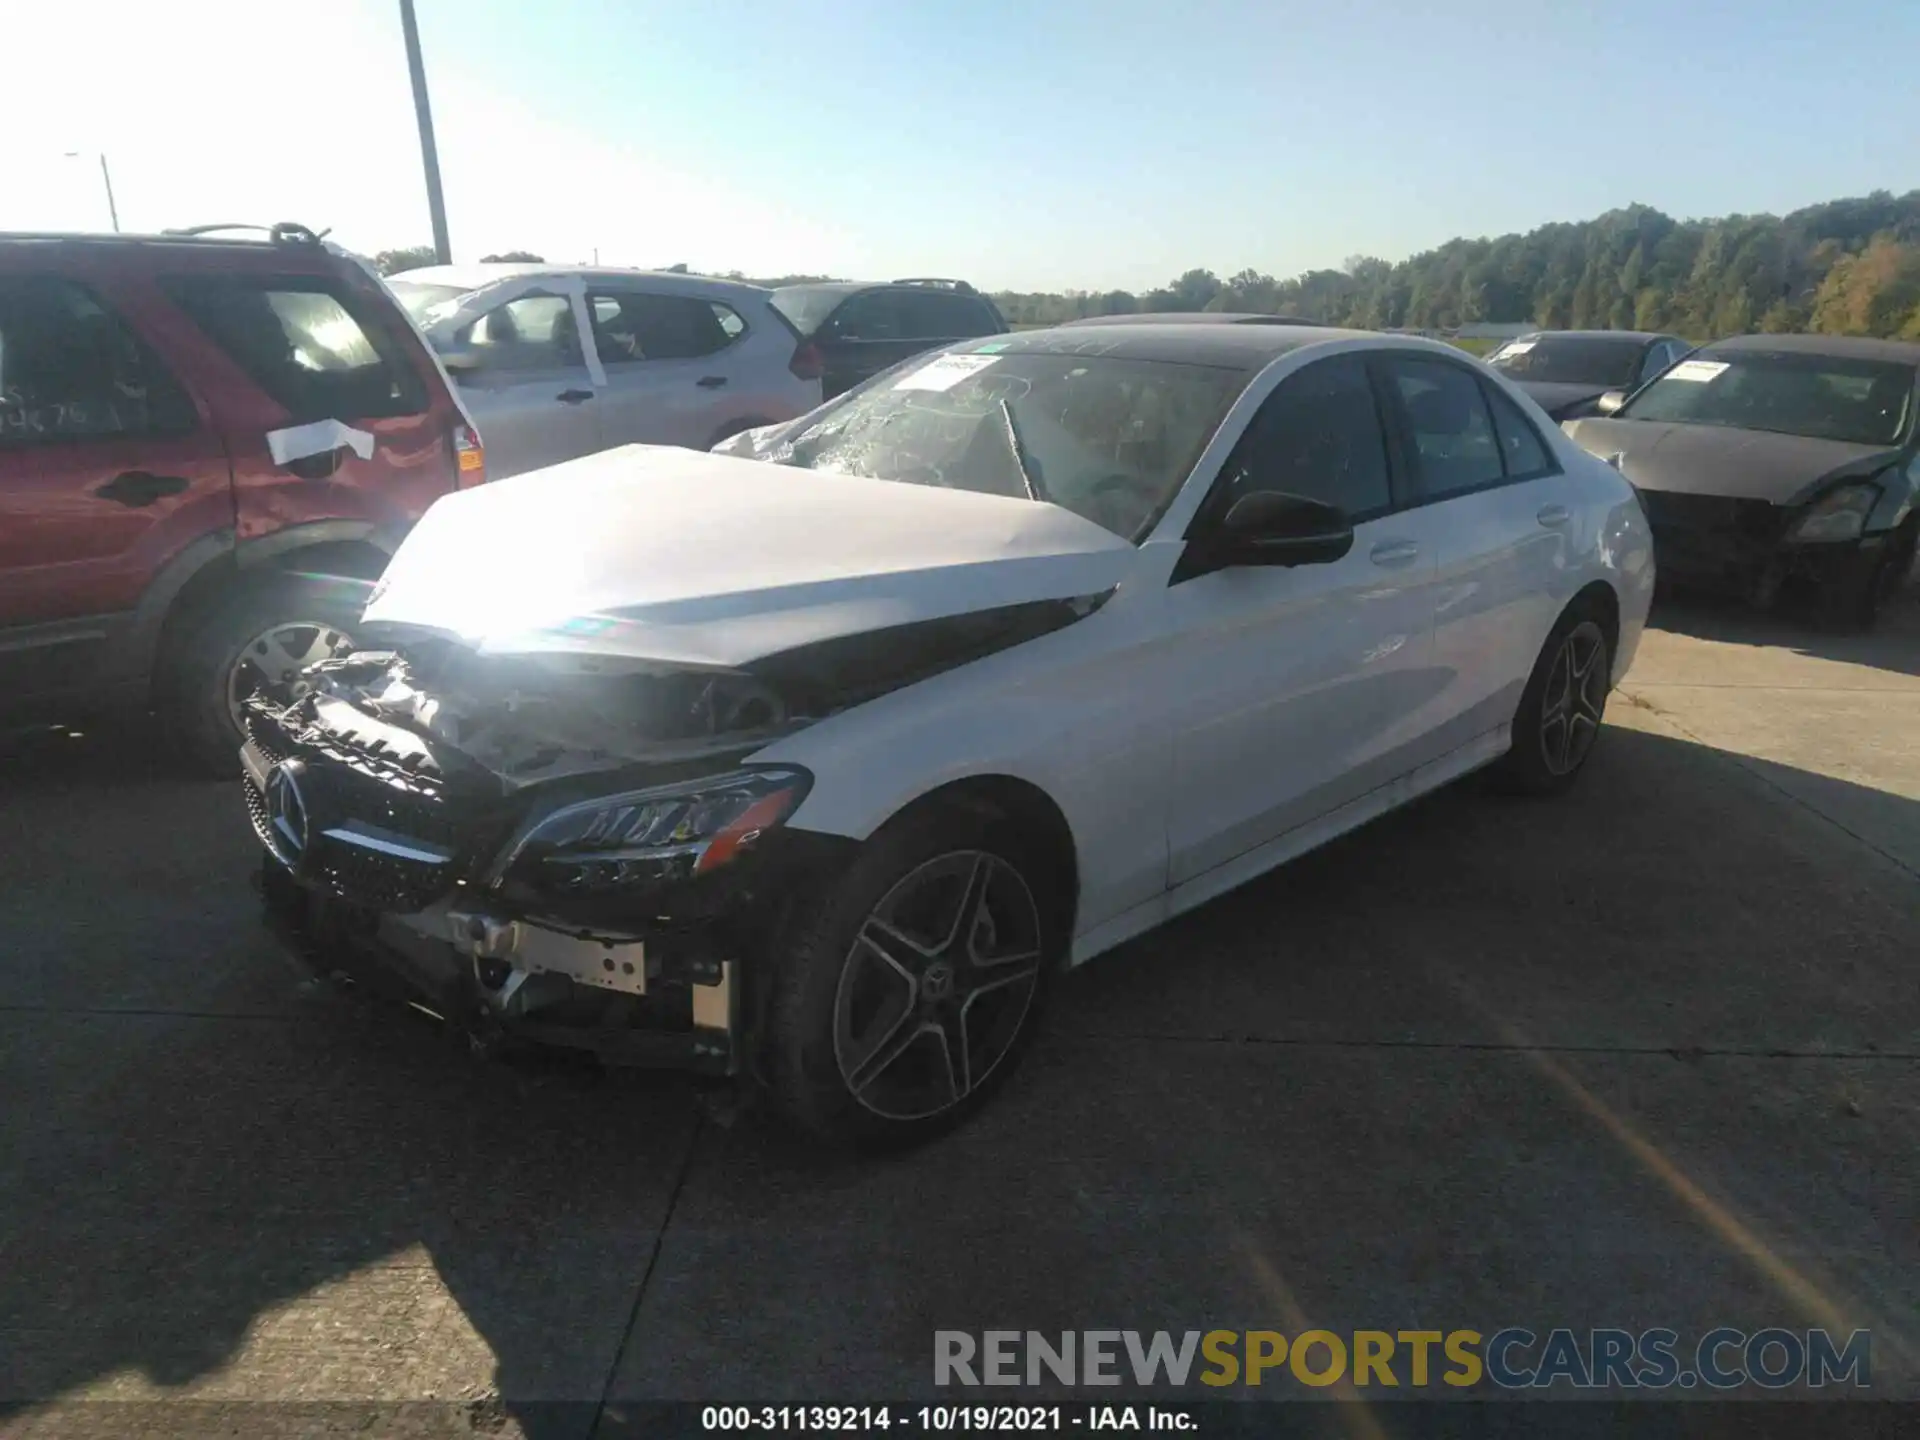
(1620, 351, 1916, 446)
(1487, 335, 1646, 387)
(758, 347, 1247, 540)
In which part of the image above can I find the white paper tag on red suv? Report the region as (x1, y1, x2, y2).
(1665, 359, 1729, 383)
(893, 354, 999, 392)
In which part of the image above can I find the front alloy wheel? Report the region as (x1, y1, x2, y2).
(833, 851, 1044, 1122)
(762, 806, 1063, 1148)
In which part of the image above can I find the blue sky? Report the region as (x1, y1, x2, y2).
(6, 0, 1917, 291)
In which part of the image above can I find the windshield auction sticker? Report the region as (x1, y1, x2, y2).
(894, 354, 1000, 392)
(1665, 359, 1731, 383)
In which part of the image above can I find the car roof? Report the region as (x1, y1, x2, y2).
(1701, 333, 1920, 364)
(1509, 329, 1671, 344)
(1059, 312, 1319, 328)
(981, 322, 1383, 368)
(0, 227, 345, 272)
(392, 263, 772, 300)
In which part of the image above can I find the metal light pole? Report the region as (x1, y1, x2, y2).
(399, 0, 452, 264)
(63, 151, 120, 232)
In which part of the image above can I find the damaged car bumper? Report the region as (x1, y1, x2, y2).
(1632, 488, 1893, 601)
(240, 661, 854, 1073)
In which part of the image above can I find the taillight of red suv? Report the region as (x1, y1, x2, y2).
(788, 342, 825, 382)
(453, 423, 487, 487)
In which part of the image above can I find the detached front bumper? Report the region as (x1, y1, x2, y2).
(241, 721, 853, 1073)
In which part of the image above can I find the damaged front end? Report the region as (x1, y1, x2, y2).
(242, 644, 852, 1073)
(240, 590, 1105, 1072)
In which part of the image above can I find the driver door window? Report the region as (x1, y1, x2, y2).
(1214, 354, 1394, 520)
(456, 291, 582, 375)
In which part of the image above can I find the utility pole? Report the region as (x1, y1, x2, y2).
(399, 0, 452, 264)
(98, 155, 120, 232)
(63, 151, 120, 232)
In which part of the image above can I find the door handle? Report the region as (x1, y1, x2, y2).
(556, 389, 595, 404)
(695, 375, 728, 389)
(94, 470, 190, 507)
(1368, 540, 1421, 568)
(1537, 503, 1571, 528)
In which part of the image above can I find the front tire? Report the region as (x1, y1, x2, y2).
(160, 574, 360, 778)
(1489, 609, 1612, 797)
(761, 804, 1065, 1150)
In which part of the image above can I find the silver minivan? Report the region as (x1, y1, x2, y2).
(390, 264, 823, 480)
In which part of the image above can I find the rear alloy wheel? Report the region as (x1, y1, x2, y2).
(1490, 612, 1612, 796)
(763, 806, 1063, 1149)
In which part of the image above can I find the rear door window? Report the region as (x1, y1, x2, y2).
(1481, 381, 1557, 481)
(586, 290, 733, 362)
(1385, 357, 1505, 501)
(827, 292, 906, 341)
(0, 277, 198, 446)
(898, 290, 992, 340)
(163, 276, 426, 423)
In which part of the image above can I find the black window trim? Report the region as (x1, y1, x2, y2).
(1183, 350, 1405, 541)
(0, 274, 203, 452)
(582, 286, 747, 363)
(1372, 351, 1562, 510)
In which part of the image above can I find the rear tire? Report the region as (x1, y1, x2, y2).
(1489, 608, 1613, 797)
(760, 803, 1066, 1151)
(159, 573, 360, 778)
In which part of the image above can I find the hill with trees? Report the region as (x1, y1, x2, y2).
(990, 190, 1920, 340)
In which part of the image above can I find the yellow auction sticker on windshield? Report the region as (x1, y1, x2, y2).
(894, 353, 1000, 392)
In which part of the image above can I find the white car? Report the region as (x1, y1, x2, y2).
(241, 324, 1654, 1148)
(388, 264, 822, 479)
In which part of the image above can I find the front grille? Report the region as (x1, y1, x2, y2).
(244, 699, 472, 915)
(1637, 490, 1787, 540)
(1636, 489, 1788, 574)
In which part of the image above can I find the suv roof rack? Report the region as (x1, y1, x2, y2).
(891, 277, 977, 295)
(161, 222, 329, 246)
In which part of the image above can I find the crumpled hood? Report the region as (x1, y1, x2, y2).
(1562, 418, 1896, 504)
(1513, 380, 1612, 418)
(361, 445, 1135, 668)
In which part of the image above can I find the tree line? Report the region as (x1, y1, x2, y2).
(364, 187, 1920, 342)
(988, 190, 1920, 340)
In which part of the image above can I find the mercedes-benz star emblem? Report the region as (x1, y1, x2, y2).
(264, 760, 311, 868)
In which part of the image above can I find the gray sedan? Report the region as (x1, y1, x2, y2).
(390, 265, 822, 480)
(1564, 334, 1920, 626)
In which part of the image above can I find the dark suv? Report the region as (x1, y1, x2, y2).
(0, 224, 481, 773)
(769, 278, 1007, 398)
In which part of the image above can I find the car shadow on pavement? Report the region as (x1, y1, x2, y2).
(1648, 577, 1920, 679)
(1, 718, 1916, 1432)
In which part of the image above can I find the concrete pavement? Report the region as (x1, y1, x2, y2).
(2, 596, 1915, 1437)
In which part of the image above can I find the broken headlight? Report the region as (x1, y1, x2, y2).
(502, 767, 811, 892)
(1789, 482, 1879, 543)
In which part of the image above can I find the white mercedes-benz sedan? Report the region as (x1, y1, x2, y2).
(240, 323, 1654, 1148)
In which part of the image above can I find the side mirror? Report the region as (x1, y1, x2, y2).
(1595, 390, 1628, 416)
(1192, 490, 1355, 574)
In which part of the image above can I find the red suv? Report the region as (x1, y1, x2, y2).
(0, 224, 483, 773)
